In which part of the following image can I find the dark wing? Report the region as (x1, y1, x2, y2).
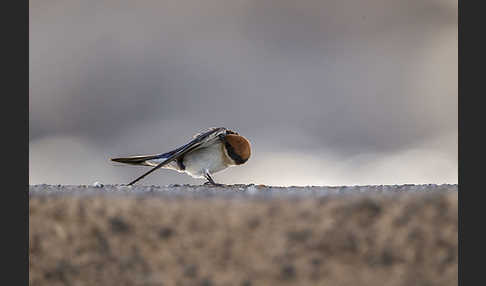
(111, 153, 171, 166)
(125, 127, 227, 185)
(111, 139, 201, 167)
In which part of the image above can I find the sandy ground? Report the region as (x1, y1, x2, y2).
(29, 184, 457, 286)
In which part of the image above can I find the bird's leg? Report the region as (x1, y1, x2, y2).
(204, 170, 223, 186)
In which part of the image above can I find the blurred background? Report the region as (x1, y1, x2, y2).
(29, 0, 457, 186)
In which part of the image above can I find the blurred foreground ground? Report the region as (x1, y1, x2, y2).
(29, 184, 457, 286)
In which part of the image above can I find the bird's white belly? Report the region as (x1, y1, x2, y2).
(182, 143, 229, 178)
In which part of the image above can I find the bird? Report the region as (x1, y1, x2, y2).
(110, 127, 251, 186)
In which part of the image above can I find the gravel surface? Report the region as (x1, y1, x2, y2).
(29, 184, 458, 286)
(29, 183, 457, 198)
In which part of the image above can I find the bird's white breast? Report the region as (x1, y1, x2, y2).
(182, 142, 230, 178)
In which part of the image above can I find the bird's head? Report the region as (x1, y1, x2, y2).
(221, 132, 251, 165)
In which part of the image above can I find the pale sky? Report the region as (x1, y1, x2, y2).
(30, 0, 457, 186)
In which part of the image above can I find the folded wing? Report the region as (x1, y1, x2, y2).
(117, 127, 227, 185)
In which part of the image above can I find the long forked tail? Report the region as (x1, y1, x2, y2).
(110, 154, 166, 166)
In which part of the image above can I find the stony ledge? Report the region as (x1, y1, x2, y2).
(29, 183, 458, 199)
(30, 184, 458, 286)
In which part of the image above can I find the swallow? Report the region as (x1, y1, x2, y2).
(111, 127, 251, 186)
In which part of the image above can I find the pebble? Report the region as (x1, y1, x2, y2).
(93, 181, 104, 188)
